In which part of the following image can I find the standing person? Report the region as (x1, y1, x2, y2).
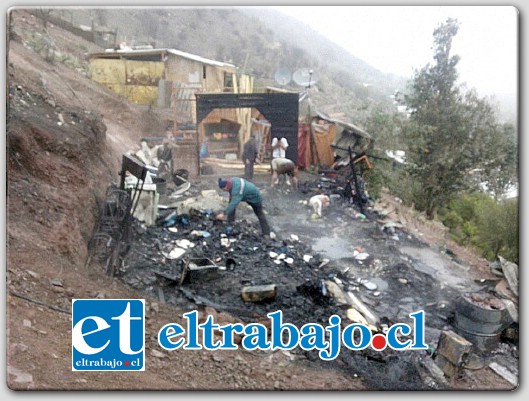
(242, 136, 258, 181)
(216, 177, 272, 237)
(270, 157, 298, 189)
(156, 138, 173, 182)
(271, 136, 288, 159)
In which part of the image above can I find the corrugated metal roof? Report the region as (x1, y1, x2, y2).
(91, 48, 163, 58)
(316, 111, 372, 140)
(166, 49, 235, 68)
(307, 98, 372, 140)
(90, 47, 236, 69)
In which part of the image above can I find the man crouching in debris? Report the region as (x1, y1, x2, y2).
(215, 178, 273, 237)
(270, 157, 298, 189)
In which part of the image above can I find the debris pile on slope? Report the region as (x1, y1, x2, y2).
(108, 176, 518, 390)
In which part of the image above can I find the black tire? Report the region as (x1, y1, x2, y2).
(455, 311, 506, 335)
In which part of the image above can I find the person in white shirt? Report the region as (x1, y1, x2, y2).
(271, 137, 288, 159)
(271, 137, 290, 184)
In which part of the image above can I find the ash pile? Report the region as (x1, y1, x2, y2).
(121, 185, 346, 325)
(113, 180, 434, 390)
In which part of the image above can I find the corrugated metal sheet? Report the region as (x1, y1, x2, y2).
(305, 100, 372, 140)
(91, 48, 236, 70)
(167, 49, 235, 69)
(171, 83, 201, 122)
(333, 128, 374, 158)
(300, 97, 375, 157)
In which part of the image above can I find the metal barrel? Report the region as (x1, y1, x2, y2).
(454, 293, 511, 353)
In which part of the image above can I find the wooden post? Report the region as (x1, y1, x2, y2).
(309, 119, 320, 167)
(171, 81, 178, 136)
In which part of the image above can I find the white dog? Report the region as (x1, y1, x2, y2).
(309, 194, 330, 217)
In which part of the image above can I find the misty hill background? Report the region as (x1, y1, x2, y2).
(45, 7, 515, 127)
(51, 7, 407, 126)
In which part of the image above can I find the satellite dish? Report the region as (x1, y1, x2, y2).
(274, 67, 292, 86)
(293, 68, 318, 88)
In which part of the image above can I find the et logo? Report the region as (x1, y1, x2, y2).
(72, 299, 145, 371)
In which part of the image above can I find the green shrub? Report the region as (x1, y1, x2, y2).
(438, 192, 518, 264)
(475, 197, 518, 263)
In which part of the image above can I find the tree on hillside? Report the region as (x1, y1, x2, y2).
(477, 119, 517, 200)
(402, 18, 517, 219)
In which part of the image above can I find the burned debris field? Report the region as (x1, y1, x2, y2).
(94, 168, 516, 390)
(121, 181, 451, 329)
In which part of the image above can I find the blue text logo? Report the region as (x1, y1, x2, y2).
(72, 299, 145, 371)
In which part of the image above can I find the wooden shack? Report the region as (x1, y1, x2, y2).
(265, 86, 374, 169)
(89, 47, 255, 177)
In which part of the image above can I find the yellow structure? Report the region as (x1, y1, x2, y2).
(89, 48, 256, 167)
(89, 48, 253, 111)
(90, 57, 165, 105)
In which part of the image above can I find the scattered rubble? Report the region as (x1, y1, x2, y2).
(104, 171, 519, 390)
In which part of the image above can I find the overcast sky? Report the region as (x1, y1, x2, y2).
(272, 6, 518, 99)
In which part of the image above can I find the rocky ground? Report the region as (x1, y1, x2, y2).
(6, 9, 518, 392)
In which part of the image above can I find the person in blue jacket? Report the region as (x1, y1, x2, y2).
(215, 177, 272, 236)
